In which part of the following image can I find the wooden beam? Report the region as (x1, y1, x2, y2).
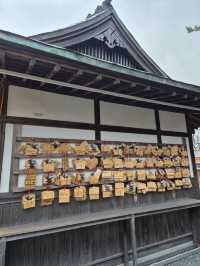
(2, 43, 200, 94)
(0, 238, 6, 266)
(0, 49, 146, 90)
(144, 86, 151, 92)
(169, 94, 189, 104)
(1, 197, 200, 239)
(137, 232, 193, 252)
(130, 215, 137, 266)
(177, 96, 199, 105)
(163, 95, 200, 105)
(144, 89, 167, 99)
(83, 75, 103, 96)
(99, 82, 147, 99)
(115, 82, 136, 93)
(53, 69, 83, 92)
(1, 68, 200, 112)
(84, 74, 102, 87)
(23, 58, 36, 82)
(128, 85, 151, 96)
(68, 70, 84, 93)
(68, 70, 83, 83)
(100, 79, 121, 90)
(100, 125, 158, 135)
(85, 78, 121, 97)
(40, 64, 61, 86)
(6, 116, 95, 130)
(83, 252, 125, 266)
(152, 92, 177, 101)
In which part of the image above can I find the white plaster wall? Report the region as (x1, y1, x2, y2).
(0, 124, 13, 193)
(101, 131, 157, 143)
(7, 85, 94, 123)
(159, 111, 187, 132)
(100, 101, 156, 129)
(161, 136, 183, 145)
(21, 125, 95, 139)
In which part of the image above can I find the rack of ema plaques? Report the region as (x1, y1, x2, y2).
(13, 137, 192, 210)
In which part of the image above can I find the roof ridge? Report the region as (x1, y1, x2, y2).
(29, 3, 113, 39)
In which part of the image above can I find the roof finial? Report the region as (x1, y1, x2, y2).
(102, 0, 112, 8)
(86, 0, 113, 19)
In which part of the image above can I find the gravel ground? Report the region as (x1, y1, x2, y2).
(166, 252, 200, 266)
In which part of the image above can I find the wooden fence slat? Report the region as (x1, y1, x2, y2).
(0, 238, 6, 266)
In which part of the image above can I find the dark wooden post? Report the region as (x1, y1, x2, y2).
(190, 207, 200, 246)
(94, 98, 101, 141)
(0, 238, 6, 266)
(123, 220, 129, 266)
(155, 109, 162, 145)
(130, 215, 137, 266)
(0, 77, 8, 180)
(185, 112, 198, 178)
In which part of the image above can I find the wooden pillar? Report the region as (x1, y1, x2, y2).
(185, 113, 198, 186)
(0, 238, 6, 266)
(123, 220, 129, 266)
(130, 215, 137, 266)
(0, 77, 8, 180)
(94, 98, 101, 140)
(155, 109, 162, 145)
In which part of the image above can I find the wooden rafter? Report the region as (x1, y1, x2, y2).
(68, 70, 83, 83)
(175, 96, 199, 105)
(23, 58, 36, 82)
(1, 67, 200, 111)
(152, 92, 177, 101)
(115, 82, 136, 93)
(100, 79, 120, 90)
(40, 64, 61, 86)
(84, 74, 102, 87)
(128, 85, 151, 96)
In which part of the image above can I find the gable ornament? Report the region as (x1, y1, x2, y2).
(95, 27, 125, 49)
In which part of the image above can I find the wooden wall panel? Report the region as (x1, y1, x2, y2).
(135, 210, 191, 248)
(5, 210, 193, 266)
(0, 180, 197, 228)
(6, 222, 123, 266)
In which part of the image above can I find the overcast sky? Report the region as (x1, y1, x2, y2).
(0, 0, 200, 85)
